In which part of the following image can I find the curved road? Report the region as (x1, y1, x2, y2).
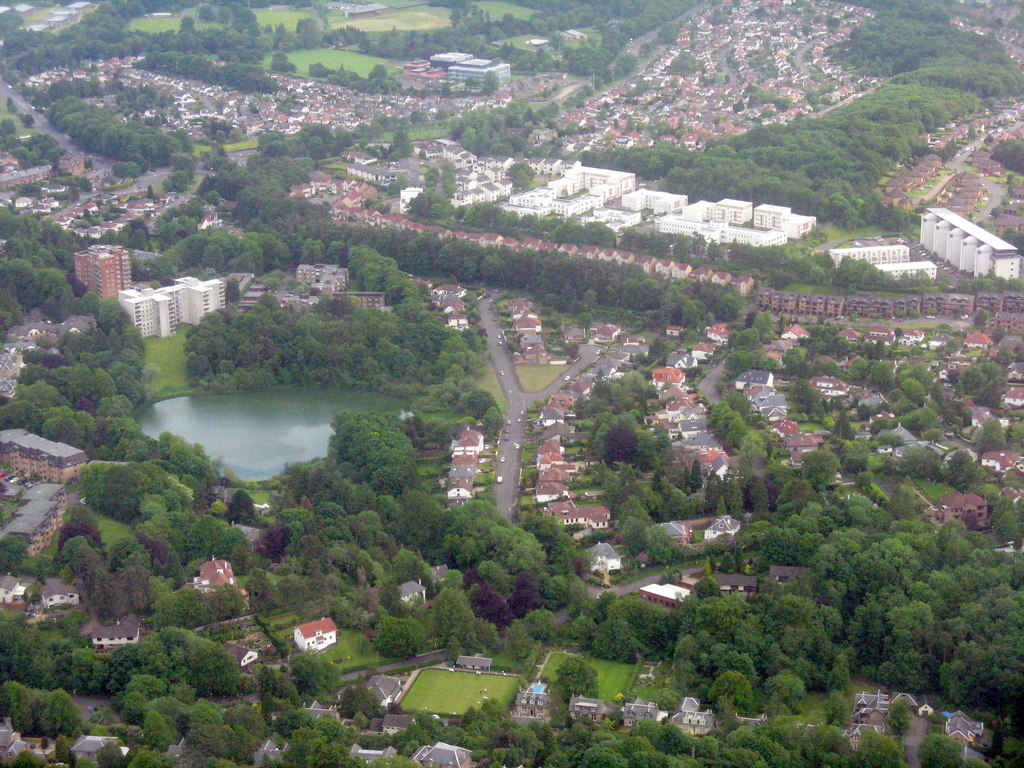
(478, 294, 601, 523)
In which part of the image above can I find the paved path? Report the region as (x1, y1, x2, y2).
(947, 137, 1010, 220)
(337, 650, 447, 682)
(697, 360, 726, 404)
(477, 294, 600, 523)
(904, 715, 929, 768)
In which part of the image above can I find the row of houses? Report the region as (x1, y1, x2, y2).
(757, 287, 1024, 320)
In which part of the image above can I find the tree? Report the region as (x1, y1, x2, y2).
(96, 742, 127, 768)
(289, 654, 338, 698)
(432, 588, 477, 651)
(373, 617, 426, 659)
(765, 672, 805, 713)
(143, 710, 174, 751)
(857, 732, 906, 768)
(888, 697, 911, 739)
(227, 490, 256, 523)
(0, 536, 27, 573)
(708, 670, 754, 714)
(40, 689, 79, 736)
(918, 734, 964, 768)
(554, 656, 597, 700)
(802, 449, 840, 491)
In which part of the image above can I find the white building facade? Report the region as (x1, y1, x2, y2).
(118, 277, 226, 338)
(920, 208, 1021, 278)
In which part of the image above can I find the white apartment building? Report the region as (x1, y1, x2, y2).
(752, 204, 816, 239)
(876, 261, 938, 280)
(655, 216, 787, 246)
(920, 208, 1021, 278)
(711, 198, 753, 225)
(399, 186, 423, 214)
(621, 189, 689, 215)
(563, 163, 636, 199)
(828, 243, 910, 266)
(118, 277, 225, 338)
(679, 200, 717, 222)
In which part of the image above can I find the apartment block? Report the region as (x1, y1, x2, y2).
(74, 245, 132, 299)
(921, 208, 1021, 278)
(876, 261, 937, 280)
(828, 244, 910, 266)
(710, 198, 753, 225)
(0, 483, 67, 556)
(655, 216, 787, 246)
(0, 429, 88, 482)
(118, 277, 225, 338)
(752, 204, 816, 239)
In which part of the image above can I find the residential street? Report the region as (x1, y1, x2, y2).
(697, 360, 726, 404)
(477, 294, 600, 523)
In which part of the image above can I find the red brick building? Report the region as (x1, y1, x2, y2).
(73, 245, 132, 299)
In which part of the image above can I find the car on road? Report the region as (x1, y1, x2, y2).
(499, 371, 505, 376)
(496, 476, 503, 483)
(500, 456, 506, 462)
(516, 417, 522, 423)
(514, 443, 520, 449)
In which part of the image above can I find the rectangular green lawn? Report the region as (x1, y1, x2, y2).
(261, 48, 398, 77)
(254, 8, 313, 30)
(402, 668, 520, 714)
(327, 6, 450, 31)
(517, 363, 568, 393)
(95, 515, 133, 546)
(144, 335, 192, 400)
(542, 652, 635, 700)
(474, 0, 534, 19)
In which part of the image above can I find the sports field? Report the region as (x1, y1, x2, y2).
(474, 0, 534, 18)
(254, 8, 314, 30)
(261, 47, 398, 77)
(402, 668, 519, 714)
(328, 6, 450, 31)
(128, 12, 221, 32)
(541, 652, 636, 700)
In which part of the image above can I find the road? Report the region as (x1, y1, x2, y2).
(947, 136, 1009, 219)
(697, 360, 726, 404)
(477, 294, 601, 523)
(904, 715, 929, 768)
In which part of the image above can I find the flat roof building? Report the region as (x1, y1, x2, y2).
(118, 277, 225, 338)
(448, 58, 511, 84)
(74, 245, 132, 299)
(921, 208, 1021, 278)
(0, 429, 88, 482)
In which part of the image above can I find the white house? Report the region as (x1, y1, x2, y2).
(703, 515, 742, 540)
(293, 618, 337, 651)
(588, 542, 623, 572)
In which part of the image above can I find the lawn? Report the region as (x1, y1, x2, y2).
(144, 335, 192, 400)
(478, 366, 504, 405)
(254, 8, 314, 30)
(319, 629, 377, 670)
(261, 47, 399, 77)
(915, 479, 957, 502)
(402, 668, 520, 714)
(517, 363, 569, 393)
(96, 515, 133, 546)
(474, 0, 534, 19)
(541, 652, 636, 700)
(128, 14, 186, 32)
(327, 6, 451, 31)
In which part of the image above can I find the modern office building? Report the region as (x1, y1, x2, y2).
(920, 208, 1021, 278)
(118, 277, 225, 338)
(73, 245, 132, 299)
(447, 58, 511, 84)
(429, 52, 474, 70)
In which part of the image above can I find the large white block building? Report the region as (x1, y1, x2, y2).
(876, 261, 938, 280)
(119, 277, 226, 338)
(621, 189, 688, 215)
(655, 216, 787, 246)
(828, 244, 910, 266)
(752, 204, 816, 239)
(920, 208, 1021, 278)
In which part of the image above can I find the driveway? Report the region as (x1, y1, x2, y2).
(697, 360, 726, 404)
(904, 715, 929, 768)
(477, 294, 600, 523)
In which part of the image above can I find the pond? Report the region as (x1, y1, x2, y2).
(136, 389, 402, 479)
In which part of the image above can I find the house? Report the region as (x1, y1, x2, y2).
(892, 693, 934, 717)
(712, 573, 758, 595)
(411, 742, 473, 768)
(944, 711, 984, 745)
(588, 542, 623, 572)
(963, 332, 994, 349)
(0, 576, 30, 605)
(845, 723, 886, 749)
(622, 699, 661, 727)
(1004, 388, 1024, 408)
(590, 324, 621, 343)
(193, 559, 236, 590)
(781, 324, 810, 341)
(254, 739, 287, 767)
(810, 376, 850, 398)
(934, 493, 990, 530)
(0, 717, 28, 762)
(399, 579, 427, 602)
(381, 714, 415, 733)
(735, 370, 774, 390)
(40, 578, 79, 609)
(658, 520, 693, 545)
(349, 744, 398, 763)
(652, 368, 686, 388)
(91, 618, 140, 650)
(637, 583, 690, 608)
(981, 450, 1019, 473)
(866, 326, 896, 344)
(853, 690, 890, 721)
(569, 696, 611, 721)
(368, 674, 404, 706)
(705, 323, 730, 344)
(456, 654, 492, 670)
(692, 342, 716, 361)
(293, 618, 337, 652)
(304, 701, 340, 722)
(839, 328, 863, 341)
(225, 643, 259, 669)
(900, 328, 925, 347)
(512, 682, 550, 721)
(703, 515, 741, 540)
(669, 697, 715, 735)
(71, 736, 125, 762)
(768, 565, 809, 583)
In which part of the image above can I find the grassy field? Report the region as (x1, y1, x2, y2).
(517, 363, 569, 393)
(96, 515, 133, 545)
(254, 8, 314, 30)
(320, 629, 377, 669)
(144, 335, 192, 400)
(327, 6, 450, 31)
(477, 366, 504, 405)
(127, 12, 221, 32)
(261, 47, 398, 77)
(541, 652, 636, 700)
(474, 0, 534, 18)
(915, 479, 957, 502)
(402, 668, 520, 714)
